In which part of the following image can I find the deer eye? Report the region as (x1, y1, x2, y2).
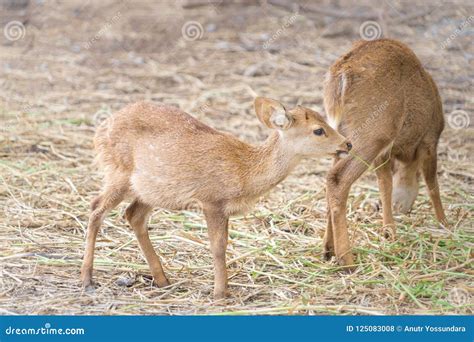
(313, 128, 325, 136)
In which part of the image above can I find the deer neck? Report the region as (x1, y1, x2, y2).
(245, 132, 301, 196)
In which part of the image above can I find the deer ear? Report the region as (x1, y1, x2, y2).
(254, 97, 292, 130)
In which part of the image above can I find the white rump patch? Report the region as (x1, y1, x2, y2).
(327, 115, 340, 130)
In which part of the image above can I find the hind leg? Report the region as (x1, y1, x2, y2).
(374, 154, 396, 239)
(323, 157, 340, 260)
(420, 147, 447, 225)
(125, 199, 170, 287)
(322, 205, 335, 260)
(392, 158, 420, 214)
(327, 140, 391, 269)
(81, 180, 128, 287)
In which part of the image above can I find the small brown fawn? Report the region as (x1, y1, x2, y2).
(322, 39, 447, 268)
(81, 97, 352, 299)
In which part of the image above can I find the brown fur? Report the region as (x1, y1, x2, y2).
(322, 39, 447, 268)
(81, 98, 351, 299)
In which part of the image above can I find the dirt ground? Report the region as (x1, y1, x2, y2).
(0, 0, 472, 315)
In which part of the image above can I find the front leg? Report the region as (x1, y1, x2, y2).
(204, 205, 229, 300)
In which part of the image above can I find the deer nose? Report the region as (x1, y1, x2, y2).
(346, 142, 352, 151)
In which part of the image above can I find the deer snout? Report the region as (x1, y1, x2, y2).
(336, 140, 352, 158)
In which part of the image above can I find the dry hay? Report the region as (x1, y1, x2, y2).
(0, 0, 472, 315)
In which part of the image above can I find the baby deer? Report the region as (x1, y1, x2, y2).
(323, 39, 447, 268)
(81, 98, 351, 299)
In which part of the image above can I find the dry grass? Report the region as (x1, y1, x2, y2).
(0, 0, 472, 315)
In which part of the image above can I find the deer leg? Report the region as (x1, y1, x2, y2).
(392, 158, 420, 214)
(125, 199, 170, 287)
(374, 154, 396, 239)
(81, 182, 127, 287)
(322, 206, 335, 260)
(204, 205, 229, 300)
(420, 147, 447, 225)
(323, 157, 340, 260)
(327, 144, 389, 269)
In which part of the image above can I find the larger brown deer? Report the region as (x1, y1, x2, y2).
(81, 98, 352, 299)
(322, 39, 447, 268)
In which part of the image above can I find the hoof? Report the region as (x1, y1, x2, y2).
(81, 282, 95, 293)
(437, 218, 450, 229)
(80, 270, 93, 288)
(323, 246, 335, 261)
(382, 224, 397, 240)
(392, 186, 417, 214)
(337, 253, 356, 272)
(213, 290, 229, 301)
(155, 277, 171, 288)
